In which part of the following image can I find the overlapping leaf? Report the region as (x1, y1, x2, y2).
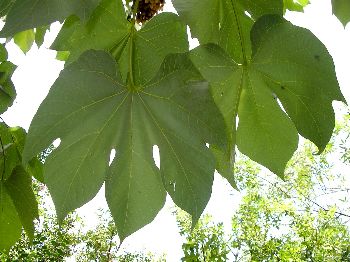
(0, 182, 21, 251)
(51, 0, 129, 62)
(0, 45, 16, 114)
(332, 0, 350, 27)
(172, 0, 282, 63)
(13, 29, 35, 54)
(0, 0, 101, 37)
(283, 0, 309, 12)
(0, 123, 40, 251)
(189, 15, 345, 178)
(52, 0, 189, 85)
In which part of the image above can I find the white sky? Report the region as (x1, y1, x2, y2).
(1, 0, 350, 260)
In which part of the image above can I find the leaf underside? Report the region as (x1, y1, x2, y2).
(175, 1, 345, 178)
(23, 49, 226, 241)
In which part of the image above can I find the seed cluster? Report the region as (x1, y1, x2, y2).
(135, 0, 165, 24)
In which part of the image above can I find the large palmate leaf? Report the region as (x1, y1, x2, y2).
(0, 0, 101, 37)
(23, 50, 226, 240)
(26, 11, 198, 240)
(332, 0, 350, 27)
(0, 0, 14, 17)
(190, 15, 345, 178)
(172, 0, 282, 63)
(173, 0, 283, 182)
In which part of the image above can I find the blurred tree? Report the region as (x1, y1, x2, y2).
(177, 111, 350, 261)
(0, 184, 81, 261)
(75, 209, 166, 262)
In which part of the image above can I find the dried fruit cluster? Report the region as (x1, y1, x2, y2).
(135, 0, 165, 23)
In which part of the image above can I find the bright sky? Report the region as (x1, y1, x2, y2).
(1, 0, 350, 260)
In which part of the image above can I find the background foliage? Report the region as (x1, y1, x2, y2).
(177, 112, 350, 261)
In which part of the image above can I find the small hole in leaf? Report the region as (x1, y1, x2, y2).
(220, 92, 224, 97)
(53, 138, 61, 148)
(153, 145, 160, 169)
(244, 11, 252, 19)
(169, 181, 176, 192)
(187, 27, 199, 50)
(168, 180, 176, 191)
(109, 149, 116, 166)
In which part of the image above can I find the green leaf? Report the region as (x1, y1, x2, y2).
(9, 126, 26, 153)
(190, 16, 344, 177)
(283, 0, 309, 13)
(14, 29, 35, 54)
(190, 44, 298, 177)
(9, 127, 44, 183)
(251, 15, 345, 152)
(0, 125, 41, 250)
(52, 0, 129, 63)
(52, 0, 128, 61)
(0, 44, 8, 62)
(5, 166, 39, 241)
(172, 0, 282, 63)
(27, 158, 44, 183)
(332, 0, 350, 27)
(23, 50, 226, 240)
(0, 182, 22, 251)
(0, 123, 20, 180)
(8, 127, 44, 182)
(235, 69, 298, 176)
(35, 26, 50, 48)
(0, 0, 14, 17)
(117, 13, 189, 85)
(210, 145, 237, 189)
(173, 0, 283, 179)
(0, 124, 43, 182)
(0, 143, 13, 155)
(56, 51, 70, 62)
(0, 61, 16, 114)
(0, 0, 101, 37)
(189, 44, 241, 184)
